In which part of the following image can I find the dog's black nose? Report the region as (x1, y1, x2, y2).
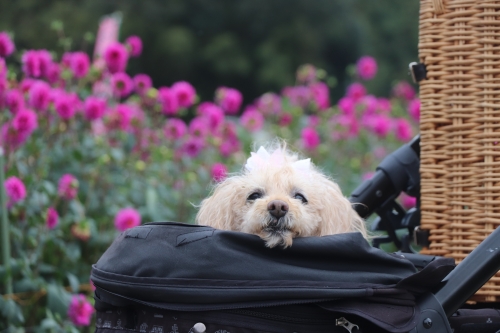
(267, 200, 289, 218)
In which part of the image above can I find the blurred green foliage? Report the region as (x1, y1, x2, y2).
(0, 0, 419, 102)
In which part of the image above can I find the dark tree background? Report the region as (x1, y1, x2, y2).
(0, 0, 419, 104)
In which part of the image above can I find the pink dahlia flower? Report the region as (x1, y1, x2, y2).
(331, 114, 360, 140)
(393, 81, 416, 101)
(356, 56, 377, 80)
(0, 32, 15, 58)
(5, 90, 25, 115)
(360, 95, 378, 116)
(0, 58, 6, 78)
(5, 176, 26, 207)
(366, 114, 392, 138)
(216, 87, 243, 115)
(70, 52, 90, 79)
(12, 109, 38, 136)
(111, 72, 133, 98)
(282, 86, 310, 108)
(211, 163, 227, 182)
(54, 92, 79, 120)
(107, 104, 133, 131)
(338, 97, 355, 116)
(189, 116, 210, 139)
(58, 174, 79, 200)
(278, 113, 293, 127)
(182, 137, 204, 157)
(346, 82, 366, 102)
(240, 106, 264, 132)
(133, 74, 152, 95)
(164, 118, 187, 140)
(67, 294, 94, 326)
(114, 207, 141, 231)
(301, 127, 320, 151)
(0, 124, 29, 150)
(394, 118, 413, 142)
(103, 42, 128, 74)
(310, 82, 330, 110)
(158, 87, 179, 116)
(400, 193, 417, 210)
(46, 207, 59, 229)
(22, 50, 42, 78)
(197, 102, 224, 132)
(171, 81, 196, 108)
(408, 98, 420, 121)
(255, 93, 281, 115)
(125, 35, 143, 57)
(377, 98, 392, 113)
(46, 63, 62, 85)
(28, 81, 51, 111)
(84, 96, 107, 121)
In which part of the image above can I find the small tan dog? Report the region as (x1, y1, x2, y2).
(196, 144, 367, 248)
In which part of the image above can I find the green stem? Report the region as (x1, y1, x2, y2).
(0, 147, 13, 294)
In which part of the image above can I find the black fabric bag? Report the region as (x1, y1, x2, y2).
(91, 222, 454, 333)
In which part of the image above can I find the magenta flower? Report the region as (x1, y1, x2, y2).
(46, 207, 59, 229)
(346, 82, 366, 101)
(22, 50, 42, 78)
(310, 82, 330, 110)
(338, 97, 355, 116)
(114, 207, 141, 231)
(240, 107, 264, 132)
(103, 42, 129, 73)
(400, 193, 417, 209)
(54, 92, 78, 120)
(125, 35, 143, 57)
(133, 74, 152, 95)
(46, 63, 62, 85)
(367, 114, 392, 138)
(356, 56, 377, 80)
(5, 90, 25, 115)
(211, 163, 227, 182)
(331, 114, 360, 140)
(0, 32, 15, 58)
(393, 81, 416, 101)
(0, 58, 6, 78)
(111, 72, 133, 98)
(182, 137, 204, 157)
(171, 81, 196, 108)
(20, 78, 36, 94)
(5, 176, 26, 207)
(216, 87, 243, 114)
(70, 52, 90, 79)
(84, 96, 107, 121)
(0, 124, 29, 150)
(12, 109, 38, 136)
(67, 294, 94, 326)
(164, 118, 187, 140)
(197, 102, 225, 132)
(28, 81, 51, 111)
(301, 127, 320, 151)
(394, 118, 413, 142)
(360, 95, 378, 116)
(158, 87, 179, 116)
(308, 115, 320, 127)
(189, 116, 210, 139)
(58, 174, 79, 200)
(408, 98, 420, 121)
(107, 104, 133, 131)
(255, 93, 281, 115)
(278, 113, 293, 127)
(377, 98, 392, 113)
(282, 86, 310, 108)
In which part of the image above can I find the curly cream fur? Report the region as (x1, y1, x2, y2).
(196, 144, 367, 248)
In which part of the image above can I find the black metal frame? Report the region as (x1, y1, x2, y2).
(348, 135, 500, 332)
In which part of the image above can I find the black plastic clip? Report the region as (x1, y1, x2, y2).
(409, 62, 427, 83)
(413, 226, 430, 247)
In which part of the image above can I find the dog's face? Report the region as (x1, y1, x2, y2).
(196, 147, 366, 248)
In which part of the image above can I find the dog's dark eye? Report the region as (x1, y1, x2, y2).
(247, 192, 262, 201)
(294, 193, 308, 204)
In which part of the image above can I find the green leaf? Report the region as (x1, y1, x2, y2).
(0, 297, 25, 324)
(46, 284, 71, 317)
(66, 273, 80, 293)
(146, 186, 158, 221)
(64, 243, 81, 262)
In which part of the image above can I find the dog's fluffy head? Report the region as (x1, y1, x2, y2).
(196, 144, 367, 248)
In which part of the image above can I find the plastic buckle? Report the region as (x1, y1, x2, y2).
(409, 62, 427, 83)
(413, 226, 430, 247)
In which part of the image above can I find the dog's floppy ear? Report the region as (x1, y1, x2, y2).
(315, 175, 368, 239)
(196, 177, 240, 230)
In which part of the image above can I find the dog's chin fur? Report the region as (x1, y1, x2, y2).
(196, 145, 368, 248)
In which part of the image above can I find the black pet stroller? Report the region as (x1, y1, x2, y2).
(90, 135, 500, 333)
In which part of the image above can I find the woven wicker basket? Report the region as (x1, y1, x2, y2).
(419, 0, 500, 302)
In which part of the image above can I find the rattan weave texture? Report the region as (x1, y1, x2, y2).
(419, 0, 500, 302)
